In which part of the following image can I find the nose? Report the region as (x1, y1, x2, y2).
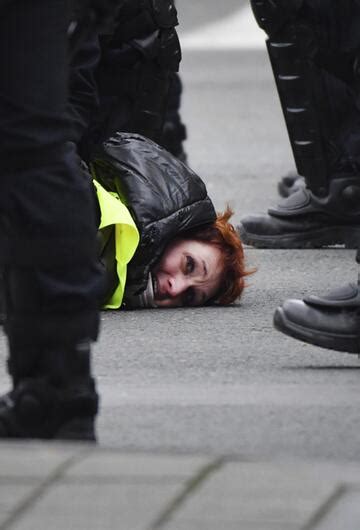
(167, 275, 189, 298)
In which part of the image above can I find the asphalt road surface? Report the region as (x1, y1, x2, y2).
(0, 2, 359, 459)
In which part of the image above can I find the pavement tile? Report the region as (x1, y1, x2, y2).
(64, 451, 210, 480)
(3, 444, 360, 530)
(168, 462, 342, 527)
(10, 482, 183, 530)
(0, 442, 84, 478)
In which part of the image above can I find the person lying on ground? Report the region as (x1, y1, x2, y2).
(91, 132, 252, 310)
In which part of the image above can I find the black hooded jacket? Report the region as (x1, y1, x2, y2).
(91, 132, 216, 304)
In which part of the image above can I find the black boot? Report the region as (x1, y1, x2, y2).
(0, 340, 99, 440)
(238, 176, 360, 248)
(273, 282, 360, 353)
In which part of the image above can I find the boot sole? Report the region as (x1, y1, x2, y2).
(274, 306, 360, 354)
(54, 417, 96, 442)
(239, 225, 360, 249)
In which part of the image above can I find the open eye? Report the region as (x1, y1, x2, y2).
(183, 286, 196, 306)
(185, 255, 195, 274)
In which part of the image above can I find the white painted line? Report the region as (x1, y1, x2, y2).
(180, 4, 266, 50)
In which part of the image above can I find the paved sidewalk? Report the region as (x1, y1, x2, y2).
(0, 442, 359, 529)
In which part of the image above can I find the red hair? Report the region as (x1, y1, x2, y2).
(182, 206, 254, 304)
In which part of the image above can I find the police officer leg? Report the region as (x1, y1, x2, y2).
(0, 0, 107, 439)
(240, 0, 360, 248)
(161, 72, 187, 162)
(82, 0, 182, 157)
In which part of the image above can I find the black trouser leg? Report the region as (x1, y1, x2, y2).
(81, 0, 182, 158)
(0, 0, 103, 439)
(161, 72, 187, 160)
(239, 0, 360, 249)
(0, 0, 103, 341)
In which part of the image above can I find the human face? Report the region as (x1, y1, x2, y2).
(152, 239, 223, 307)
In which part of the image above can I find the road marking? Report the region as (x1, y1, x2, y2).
(180, 4, 266, 50)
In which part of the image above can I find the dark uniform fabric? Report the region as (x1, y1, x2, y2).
(250, 0, 360, 194)
(0, 0, 105, 349)
(0, 0, 122, 440)
(68, 33, 101, 145)
(239, 0, 360, 249)
(0, 0, 100, 267)
(161, 72, 187, 161)
(80, 0, 183, 161)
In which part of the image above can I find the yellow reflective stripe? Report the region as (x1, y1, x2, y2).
(93, 180, 140, 309)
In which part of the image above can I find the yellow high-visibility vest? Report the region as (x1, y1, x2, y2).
(93, 180, 140, 309)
